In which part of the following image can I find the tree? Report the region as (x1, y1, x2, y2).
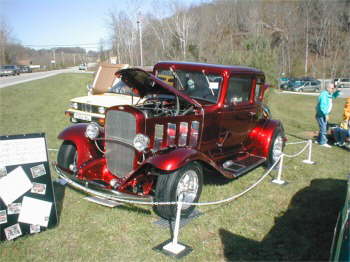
(0, 19, 11, 64)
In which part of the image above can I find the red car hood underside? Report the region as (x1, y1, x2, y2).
(117, 68, 202, 108)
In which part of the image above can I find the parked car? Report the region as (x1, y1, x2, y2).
(335, 78, 350, 88)
(18, 65, 32, 73)
(280, 79, 304, 91)
(293, 80, 321, 92)
(78, 64, 87, 70)
(56, 61, 286, 220)
(0, 66, 5, 77)
(0, 65, 20, 76)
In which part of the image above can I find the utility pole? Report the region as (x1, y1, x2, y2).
(61, 51, 64, 67)
(137, 12, 143, 67)
(304, 5, 309, 76)
(52, 48, 56, 69)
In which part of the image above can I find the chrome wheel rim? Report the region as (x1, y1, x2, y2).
(272, 135, 283, 163)
(176, 170, 199, 210)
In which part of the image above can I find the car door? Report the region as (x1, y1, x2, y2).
(311, 81, 320, 91)
(218, 75, 257, 152)
(303, 82, 311, 91)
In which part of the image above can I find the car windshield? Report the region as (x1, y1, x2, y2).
(294, 81, 304, 87)
(156, 69, 222, 103)
(108, 79, 139, 97)
(4, 65, 15, 69)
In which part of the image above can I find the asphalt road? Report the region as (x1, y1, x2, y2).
(0, 67, 92, 89)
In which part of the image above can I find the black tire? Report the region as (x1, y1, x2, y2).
(153, 162, 203, 220)
(57, 141, 77, 171)
(265, 127, 284, 168)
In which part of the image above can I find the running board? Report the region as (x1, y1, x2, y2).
(222, 155, 266, 178)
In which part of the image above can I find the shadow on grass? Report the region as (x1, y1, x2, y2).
(203, 169, 233, 186)
(53, 181, 66, 224)
(115, 204, 152, 215)
(219, 178, 347, 261)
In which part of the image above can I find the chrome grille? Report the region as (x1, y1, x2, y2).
(105, 110, 136, 177)
(78, 103, 99, 114)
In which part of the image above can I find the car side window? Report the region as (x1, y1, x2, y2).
(255, 84, 261, 102)
(227, 77, 253, 105)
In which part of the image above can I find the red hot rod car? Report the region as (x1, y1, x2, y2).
(56, 61, 285, 220)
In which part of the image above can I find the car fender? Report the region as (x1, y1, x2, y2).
(146, 148, 210, 172)
(247, 119, 285, 158)
(57, 123, 99, 166)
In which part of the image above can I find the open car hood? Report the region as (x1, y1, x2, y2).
(117, 68, 202, 108)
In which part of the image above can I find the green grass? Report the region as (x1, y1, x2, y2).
(0, 77, 349, 261)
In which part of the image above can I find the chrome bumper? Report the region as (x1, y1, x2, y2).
(54, 164, 153, 204)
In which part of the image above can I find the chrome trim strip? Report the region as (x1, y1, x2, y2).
(54, 164, 153, 203)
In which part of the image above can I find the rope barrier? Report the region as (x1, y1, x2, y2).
(283, 140, 310, 158)
(286, 140, 309, 145)
(53, 138, 312, 208)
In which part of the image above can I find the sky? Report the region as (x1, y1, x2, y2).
(0, 0, 207, 51)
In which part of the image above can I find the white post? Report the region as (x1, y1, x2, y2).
(162, 194, 186, 254)
(303, 140, 315, 164)
(272, 154, 286, 185)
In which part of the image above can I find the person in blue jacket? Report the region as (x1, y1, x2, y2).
(315, 82, 340, 147)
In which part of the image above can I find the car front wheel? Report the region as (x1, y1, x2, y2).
(153, 162, 203, 220)
(57, 141, 77, 172)
(265, 128, 284, 168)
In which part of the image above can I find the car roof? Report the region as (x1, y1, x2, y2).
(154, 61, 264, 75)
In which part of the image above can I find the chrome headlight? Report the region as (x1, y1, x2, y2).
(71, 102, 78, 109)
(133, 134, 150, 152)
(97, 106, 105, 114)
(85, 123, 100, 140)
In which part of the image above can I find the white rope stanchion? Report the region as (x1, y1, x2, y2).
(302, 140, 315, 165)
(272, 154, 286, 185)
(162, 193, 187, 255)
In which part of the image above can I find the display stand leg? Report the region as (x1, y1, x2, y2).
(162, 195, 186, 254)
(153, 194, 192, 258)
(272, 154, 286, 185)
(302, 140, 315, 165)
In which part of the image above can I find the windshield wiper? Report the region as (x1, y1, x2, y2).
(202, 69, 214, 96)
(169, 67, 185, 90)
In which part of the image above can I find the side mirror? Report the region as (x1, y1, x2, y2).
(261, 84, 269, 98)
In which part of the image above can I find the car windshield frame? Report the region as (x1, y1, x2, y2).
(156, 69, 223, 104)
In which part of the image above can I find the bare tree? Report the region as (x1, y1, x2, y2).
(0, 18, 11, 64)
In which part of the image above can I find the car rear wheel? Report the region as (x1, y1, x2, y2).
(57, 141, 77, 171)
(265, 128, 284, 168)
(153, 162, 203, 220)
